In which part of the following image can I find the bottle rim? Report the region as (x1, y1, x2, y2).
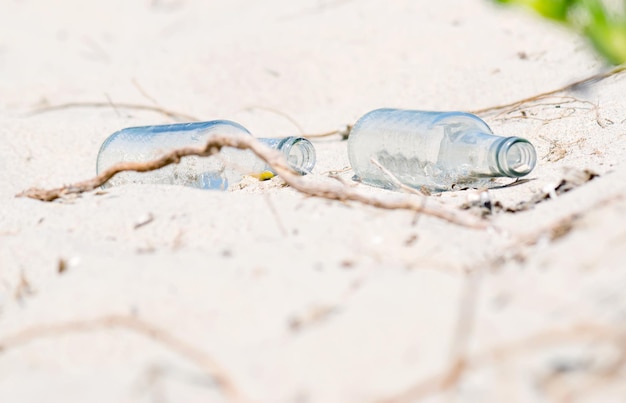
(495, 137, 537, 177)
(277, 136, 316, 174)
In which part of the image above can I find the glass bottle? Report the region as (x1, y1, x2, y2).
(347, 108, 537, 191)
(96, 120, 316, 190)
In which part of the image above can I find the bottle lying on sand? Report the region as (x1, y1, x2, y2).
(96, 120, 316, 190)
(347, 108, 536, 192)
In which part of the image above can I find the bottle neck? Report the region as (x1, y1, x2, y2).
(259, 136, 316, 174)
(489, 136, 537, 177)
(439, 129, 536, 179)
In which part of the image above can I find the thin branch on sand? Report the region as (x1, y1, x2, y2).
(370, 158, 430, 197)
(15, 134, 486, 229)
(280, 65, 626, 138)
(442, 268, 482, 396)
(29, 101, 202, 122)
(303, 124, 352, 140)
(370, 157, 431, 226)
(242, 105, 305, 134)
(0, 314, 246, 403)
(379, 322, 625, 403)
(470, 64, 626, 116)
(131, 78, 161, 106)
(240, 105, 351, 139)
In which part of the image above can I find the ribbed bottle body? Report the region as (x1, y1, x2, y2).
(96, 120, 316, 190)
(348, 109, 536, 191)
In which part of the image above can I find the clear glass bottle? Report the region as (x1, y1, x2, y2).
(347, 108, 537, 191)
(96, 120, 316, 190)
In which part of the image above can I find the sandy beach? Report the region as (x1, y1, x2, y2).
(2, 0, 626, 402)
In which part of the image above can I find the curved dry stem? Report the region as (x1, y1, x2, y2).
(470, 65, 626, 116)
(303, 124, 352, 140)
(379, 322, 625, 403)
(30, 102, 201, 122)
(242, 105, 305, 134)
(0, 314, 246, 403)
(16, 134, 486, 229)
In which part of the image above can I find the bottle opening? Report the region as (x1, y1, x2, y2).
(278, 137, 316, 174)
(497, 137, 537, 177)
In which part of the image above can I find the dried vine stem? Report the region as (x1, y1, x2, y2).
(470, 64, 626, 116)
(303, 124, 352, 140)
(0, 314, 246, 403)
(30, 101, 201, 122)
(16, 134, 486, 229)
(380, 322, 625, 403)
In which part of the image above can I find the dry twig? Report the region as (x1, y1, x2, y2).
(0, 314, 246, 402)
(242, 105, 305, 134)
(470, 65, 626, 117)
(16, 134, 487, 229)
(379, 322, 625, 403)
(303, 124, 352, 140)
(370, 157, 431, 227)
(301, 65, 625, 137)
(369, 158, 430, 197)
(443, 269, 483, 396)
(30, 101, 201, 122)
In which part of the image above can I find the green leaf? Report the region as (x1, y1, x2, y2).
(586, 22, 626, 64)
(492, 0, 626, 64)
(494, 0, 575, 21)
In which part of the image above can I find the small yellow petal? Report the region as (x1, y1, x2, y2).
(251, 171, 275, 181)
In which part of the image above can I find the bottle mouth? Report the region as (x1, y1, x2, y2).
(278, 136, 316, 174)
(496, 137, 537, 177)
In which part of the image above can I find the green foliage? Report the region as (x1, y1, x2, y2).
(494, 0, 626, 64)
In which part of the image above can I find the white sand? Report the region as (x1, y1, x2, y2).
(1, 1, 626, 402)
